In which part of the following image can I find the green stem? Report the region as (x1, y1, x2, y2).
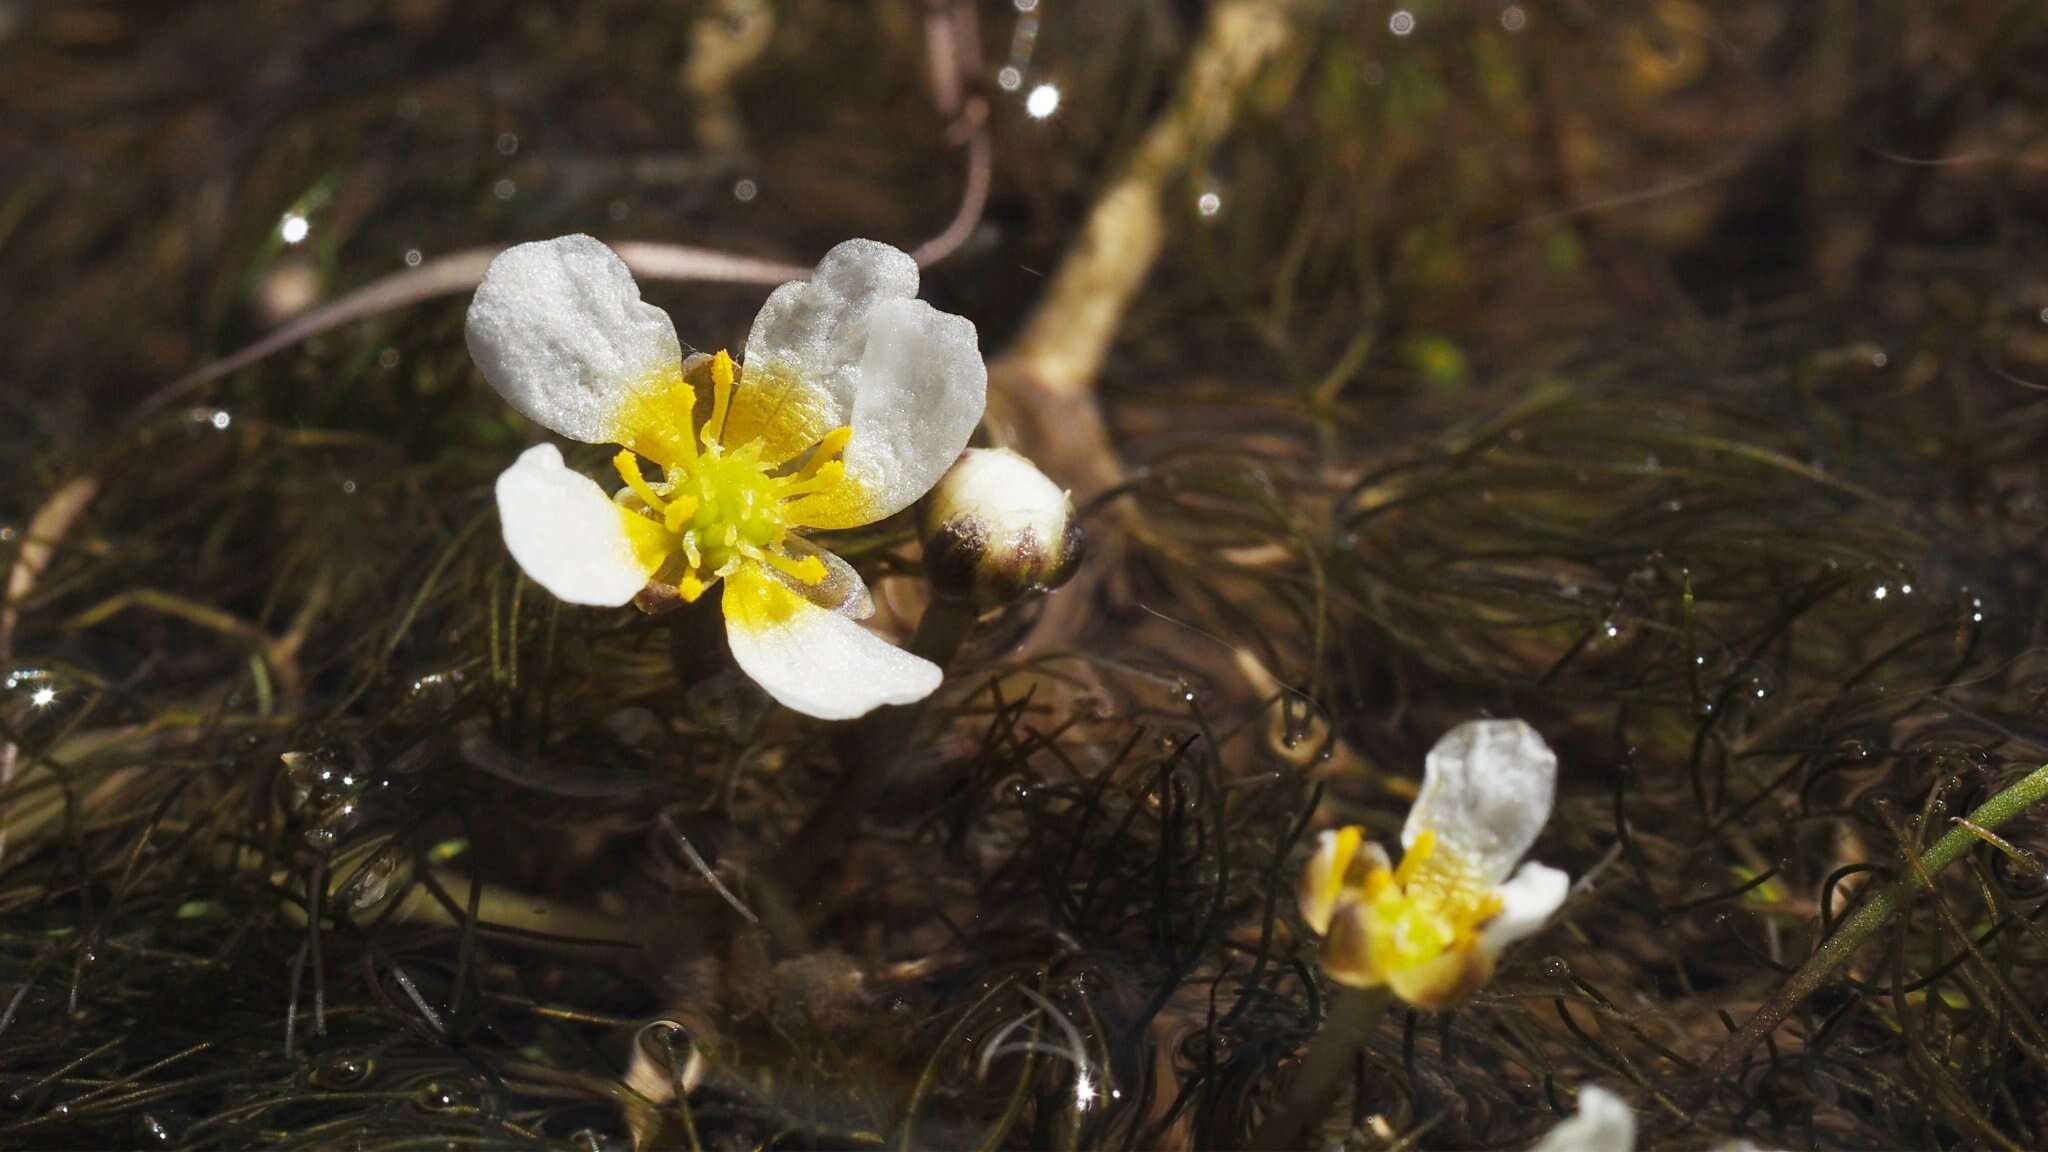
(1693, 761, 2048, 1091)
(1253, 985, 1393, 1151)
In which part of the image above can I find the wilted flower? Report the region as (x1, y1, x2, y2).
(1530, 1085, 1634, 1152)
(919, 446, 1081, 609)
(1298, 719, 1568, 1007)
(467, 235, 986, 719)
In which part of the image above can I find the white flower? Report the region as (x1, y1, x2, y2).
(466, 235, 987, 720)
(1297, 719, 1569, 1007)
(1530, 1085, 1635, 1152)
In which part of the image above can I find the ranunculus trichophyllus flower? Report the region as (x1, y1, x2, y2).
(1298, 719, 1569, 1007)
(466, 236, 985, 720)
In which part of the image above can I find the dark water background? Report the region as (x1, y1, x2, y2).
(4, 1, 2048, 1148)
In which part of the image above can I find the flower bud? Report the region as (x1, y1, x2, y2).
(919, 447, 1082, 609)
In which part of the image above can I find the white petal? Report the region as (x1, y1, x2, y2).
(722, 565, 939, 720)
(1479, 861, 1569, 954)
(743, 240, 987, 530)
(827, 298, 986, 527)
(743, 239, 919, 419)
(496, 444, 657, 606)
(1530, 1085, 1636, 1152)
(1298, 827, 1362, 937)
(466, 235, 682, 443)
(1403, 719, 1558, 884)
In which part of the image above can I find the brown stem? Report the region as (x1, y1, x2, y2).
(0, 475, 101, 863)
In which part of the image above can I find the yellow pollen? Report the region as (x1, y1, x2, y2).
(762, 550, 829, 585)
(607, 348, 861, 603)
(1337, 829, 1504, 990)
(703, 349, 737, 450)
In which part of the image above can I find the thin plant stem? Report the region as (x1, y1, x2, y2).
(1253, 985, 1394, 1151)
(1693, 762, 2048, 1095)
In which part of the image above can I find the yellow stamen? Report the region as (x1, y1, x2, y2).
(1395, 827, 1436, 888)
(762, 550, 829, 585)
(678, 569, 706, 603)
(600, 350, 868, 607)
(661, 494, 699, 534)
(614, 449, 668, 515)
(703, 349, 737, 449)
(779, 461, 845, 500)
(794, 426, 853, 481)
(1361, 866, 1395, 900)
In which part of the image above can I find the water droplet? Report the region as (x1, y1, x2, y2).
(414, 1081, 466, 1111)
(1540, 955, 1569, 979)
(1025, 83, 1060, 119)
(136, 1110, 180, 1146)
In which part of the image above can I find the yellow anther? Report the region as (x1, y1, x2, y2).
(703, 349, 737, 449)
(680, 530, 702, 570)
(763, 550, 829, 586)
(678, 569, 706, 603)
(794, 426, 853, 481)
(1362, 866, 1396, 901)
(1395, 828, 1437, 888)
(781, 461, 844, 500)
(614, 450, 669, 515)
(661, 493, 699, 534)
